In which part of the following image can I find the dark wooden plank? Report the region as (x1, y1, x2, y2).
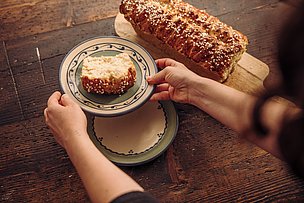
(3, 18, 117, 121)
(6, 17, 117, 68)
(0, 115, 175, 202)
(2, 95, 302, 202)
(4, 1, 290, 88)
(1, 52, 63, 123)
(12, 59, 60, 120)
(0, 0, 282, 42)
(121, 103, 304, 202)
(0, 116, 90, 202)
(152, 103, 304, 202)
(1, 0, 304, 202)
(0, 42, 22, 125)
(0, 0, 121, 41)
(1, 85, 303, 201)
(187, 0, 278, 16)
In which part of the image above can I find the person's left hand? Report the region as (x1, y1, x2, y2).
(44, 91, 88, 149)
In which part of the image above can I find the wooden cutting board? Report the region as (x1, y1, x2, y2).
(114, 13, 269, 95)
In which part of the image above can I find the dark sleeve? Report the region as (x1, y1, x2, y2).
(110, 191, 159, 203)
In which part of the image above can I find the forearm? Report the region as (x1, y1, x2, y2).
(65, 131, 143, 203)
(245, 99, 295, 159)
(189, 78, 289, 158)
(190, 77, 255, 133)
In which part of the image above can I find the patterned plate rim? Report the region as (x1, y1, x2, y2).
(87, 101, 179, 166)
(59, 36, 157, 117)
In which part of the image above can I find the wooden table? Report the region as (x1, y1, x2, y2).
(1, 0, 304, 202)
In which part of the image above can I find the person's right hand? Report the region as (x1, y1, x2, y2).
(147, 58, 202, 104)
(44, 91, 88, 149)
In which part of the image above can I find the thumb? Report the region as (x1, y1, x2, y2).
(147, 68, 169, 85)
(60, 94, 75, 106)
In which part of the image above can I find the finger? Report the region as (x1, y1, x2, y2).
(60, 94, 76, 107)
(44, 108, 50, 126)
(147, 68, 168, 85)
(154, 83, 170, 93)
(156, 58, 179, 69)
(47, 91, 62, 107)
(44, 108, 48, 120)
(150, 91, 170, 101)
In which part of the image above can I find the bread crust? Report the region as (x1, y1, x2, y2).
(81, 69, 136, 94)
(120, 0, 248, 82)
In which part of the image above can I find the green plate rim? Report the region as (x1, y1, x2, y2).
(87, 101, 179, 166)
(59, 36, 157, 117)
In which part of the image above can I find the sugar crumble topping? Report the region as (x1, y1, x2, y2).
(120, 0, 248, 75)
(82, 53, 133, 80)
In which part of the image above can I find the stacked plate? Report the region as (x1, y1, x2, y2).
(59, 36, 178, 166)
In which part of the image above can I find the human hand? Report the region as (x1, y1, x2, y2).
(44, 91, 88, 149)
(147, 58, 201, 103)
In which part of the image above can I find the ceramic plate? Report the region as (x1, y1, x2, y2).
(59, 36, 157, 117)
(87, 101, 178, 166)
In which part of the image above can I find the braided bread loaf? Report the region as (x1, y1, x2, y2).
(120, 0, 248, 82)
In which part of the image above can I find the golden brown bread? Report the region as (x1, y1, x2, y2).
(120, 0, 248, 82)
(81, 53, 136, 94)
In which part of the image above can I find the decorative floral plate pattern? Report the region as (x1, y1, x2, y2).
(87, 101, 178, 166)
(59, 36, 157, 116)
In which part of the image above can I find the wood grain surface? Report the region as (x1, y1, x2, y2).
(1, 0, 304, 202)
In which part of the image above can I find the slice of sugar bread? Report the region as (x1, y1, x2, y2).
(81, 53, 136, 94)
